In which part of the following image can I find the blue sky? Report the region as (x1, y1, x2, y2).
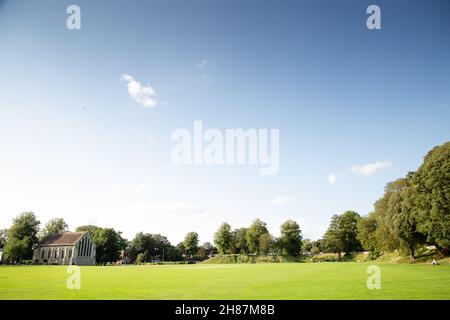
(0, 0, 449, 244)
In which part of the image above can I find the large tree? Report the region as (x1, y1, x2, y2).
(357, 213, 379, 258)
(231, 228, 249, 254)
(0, 229, 8, 248)
(40, 218, 68, 240)
(279, 220, 302, 257)
(183, 232, 199, 258)
(214, 223, 233, 254)
(127, 232, 173, 262)
(258, 233, 274, 255)
(371, 179, 404, 252)
(246, 219, 269, 254)
(4, 212, 40, 262)
(411, 142, 450, 254)
(387, 176, 426, 259)
(324, 211, 362, 259)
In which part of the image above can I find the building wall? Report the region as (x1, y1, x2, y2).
(33, 246, 75, 265)
(32, 233, 97, 266)
(73, 234, 96, 266)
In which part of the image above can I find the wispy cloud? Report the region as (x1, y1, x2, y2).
(133, 202, 208, 219)
(121, 74, 157, 108)
(197, 59, 211, 81)
(272, 195, 296, 204)
(351, 161, 392, 176)
(197, 59, 208, 69)
(327, 174, 336, 185)
(108, 184, 122, 191)
(133, 183, 151, 194)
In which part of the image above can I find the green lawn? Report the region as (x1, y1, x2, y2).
(0, 263, 449, 300)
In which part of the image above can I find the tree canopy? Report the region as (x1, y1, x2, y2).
(279, 220, 302, 257)
(246, 219, 269, 254)
(4, 212, 40, 262)
(40, 218, 68, 240)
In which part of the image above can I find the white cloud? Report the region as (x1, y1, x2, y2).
(197, 59, 211, 81)
(133, 202, 209, 220)
(327, 174, 336, 185)
(272, 195, 296, 204)
(351, 161, 392, 176)
(121, 74, 157, 108)
(133, 183, 151, 194)
(108, 184, 122, 191)
(197, 59, 208, 69)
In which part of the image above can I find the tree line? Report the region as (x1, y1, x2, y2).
(0, 215, 214, 264)
(0, 142, 448, 264)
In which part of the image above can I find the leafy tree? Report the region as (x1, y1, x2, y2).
(246, 219, 269, 254)
(387, 176, 425, 260)
(75, 225, 100, 236)
(4, 212, 40, 262)
(40, 218, 68, 240)
(357, 213, 379, 259)
(76, 225, 126, 264)
(164, 245, 183, 261)
(372, 179, 403, 252)
(127, 232, 172, 262)
(302, 239, 312, 254)
(411, 142, 450, 254)
(136, 253, 145, 264)
(201, 242, 215, 256)
(324, 211, 362, 259)
(4, 237, 30, 262)
(310, 239, 324, 254)
(183, 232, 199, 258)
(0, 229, 8, 248)
(176, 242, 185, 257)
(258, 233, 274, 255)
(214, 223, 233, 254)
(231, 228, 248, 254)
(279, 220, 302, 257)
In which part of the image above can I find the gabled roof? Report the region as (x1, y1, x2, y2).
(38, 231, 87, 246)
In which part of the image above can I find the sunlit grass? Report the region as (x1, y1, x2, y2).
(0, 262, 449, 299)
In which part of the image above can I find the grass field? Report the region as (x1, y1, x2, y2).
(0, 263, 449, 300)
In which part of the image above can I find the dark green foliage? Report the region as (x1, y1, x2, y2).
(231, 228, 249, 254)
(279, 220, 303, 257)
(4, 212, 40, 262)
(76, 225, 126, 264)
(183, 232, 199, 257)
(127, 232, 175, 262)
(0, 229, 8, 248)
(324, 211, 362, 259)
(412, 142, 450, 254)
(40, 218, 68, 240)
(214, 223, 233, 254)
(246, 219, 269, 254)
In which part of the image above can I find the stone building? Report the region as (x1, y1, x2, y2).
(33, 231, 96, 265)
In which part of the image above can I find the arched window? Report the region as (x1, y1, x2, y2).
(61, 248, 65, 259)
(47, 248, 51, 259)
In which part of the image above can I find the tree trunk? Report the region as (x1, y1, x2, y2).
(409, 246, 415, 260)
(434, 244, 449, 256)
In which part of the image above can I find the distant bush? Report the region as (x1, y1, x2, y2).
(146, 261, 195, 265)
(136, 253, 145, 264)
(307, 253, 340, 263)
(202, 254, 302, 264)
